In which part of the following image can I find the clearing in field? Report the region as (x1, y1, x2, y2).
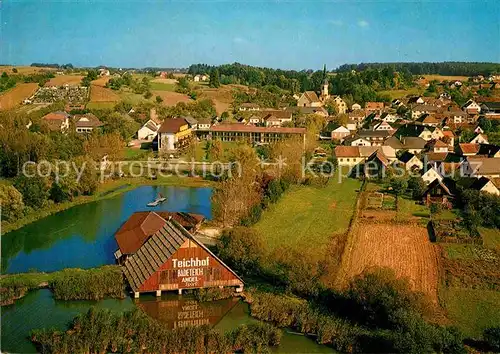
(253, 177, 361, 255)
(339, 224, 439, 303)
(44, 75, 84, 87)
(153, 90, 192, 106)
(197, 85, 239, 115)
(89, 85, 120, 102)
(0, 83, 39, 110)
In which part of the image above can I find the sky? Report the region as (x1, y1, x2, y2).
(1, 0, 499, 70)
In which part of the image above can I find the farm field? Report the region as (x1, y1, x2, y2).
(253, 177, 361, 255)
(89, 85, 120, 102)
(149, 82, 177, 91)
(44, 75, 84, 87)
(423, 74, 469, 82)
(91, 76, 112, 87)
(440, 288, 500, 338)
(340, 224, 440, 303)
(0, 83, 39, 110)
(0, 65, 55, 75)
(153, 90, 192, 106)
(378, 87, 423, 99)
(197, 85, 240, 115)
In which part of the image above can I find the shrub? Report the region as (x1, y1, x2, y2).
(217, 227, 265, 276)
(484, 326, 500, 352)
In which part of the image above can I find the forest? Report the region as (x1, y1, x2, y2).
(336, 62, 500, 76)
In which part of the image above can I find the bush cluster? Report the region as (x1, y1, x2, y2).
(31, 307, 281, 354)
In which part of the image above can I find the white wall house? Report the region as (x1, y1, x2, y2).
(138, 120, 160, 140)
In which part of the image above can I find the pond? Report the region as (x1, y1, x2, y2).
(2, 185, 212, 274)
(1, 290, 335, 353)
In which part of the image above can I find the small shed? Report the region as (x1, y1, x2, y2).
(121, 219, 244, 298)
(422, 178, 456, 207)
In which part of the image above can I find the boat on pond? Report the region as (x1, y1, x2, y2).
(147, 193, 167, 207)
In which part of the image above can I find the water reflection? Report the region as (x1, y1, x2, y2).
(1, 186, 212, 274)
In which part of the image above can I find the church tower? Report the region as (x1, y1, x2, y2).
(320, 64, 330, 102)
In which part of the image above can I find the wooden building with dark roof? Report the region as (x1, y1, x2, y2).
(121, 218, 243, 298)
(114, 211, 205, 263)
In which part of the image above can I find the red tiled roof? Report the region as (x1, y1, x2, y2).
(365, 102, 384, 110)
(459, 143, 480, 154)
(42, 111, 69, 121)
(210, 123, 305, 134)
(158, 118, 188, 133)
(334, 146, 360, 157)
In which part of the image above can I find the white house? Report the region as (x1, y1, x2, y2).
(422, 166, 444, 185)
(462, 99, 481, 114)
(349, 137, 371, 146)
(138, 120, 161, 140)
(373, 121, 394, 131)
(470, 133, 489, 144)
(331, 126, 351, 140)
(351, 103, 362, 111)
(332, 96, 348, 114)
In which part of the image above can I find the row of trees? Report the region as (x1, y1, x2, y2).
(337, 62, 500, 76)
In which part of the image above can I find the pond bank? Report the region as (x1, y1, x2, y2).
(2, 176, 213, 234)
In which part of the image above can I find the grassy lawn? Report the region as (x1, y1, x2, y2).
(443, 244, 492, 260)
(118, 91, 148, 105)
(149, 82, 177, 91)
(86, 101, 116, 109)
(253, 176, 361, 255)
(397, 197, 430, 219)
(480, 227, 500, 250)
(440, 287, 500, 338)
(123, 148, 151, 160)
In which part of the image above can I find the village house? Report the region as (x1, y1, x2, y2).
(193, 74, 209, 82)
(380, 111, 399, 123)
(422, 178, 456, 207)
(74, 113, 104, 134)
(442, 130, 456, 148)
(346, 119, 358, 131)
(477, 144, 500, 158)
(470, 133, 489, 144)
(416, 114, 442, 127)
(364, 150, 390, 179)
(373, 121, 394, 132)
(426, 139, 449, 153)
(138, 120, 161, 140)
(411, 104, 441, 119)
(157, 118, 192, 151)
(330, 125, 351, 141)
(462, 99, 481, 114)
(239, 103, 260, 111)
(41, 111, 71, 132)
(209, 124, 306, 145)
(332, 95, 347, 114)
(422, 166, 444, 185)
(448, 108, 468, 124)
(397, 151, 423, 171)
(480, 102, 500, 118)
(407, 96, 425, 106)
(458, 143, 480, 156)
(120, 218, 243, 297)
(248, 115, 262, 125)
(349, 130, 392, 146)
(351, 103, 362, 111)
(463, 156, 500, 178)
(297, 91, 322, 107)
(334, 145, 396, 172)
(394, 124, 434, 141)
(458, 177, 500, 196)
(261, 110, 293, 127)
(348, 109, 366, 123)
(365, 102, 385, 115)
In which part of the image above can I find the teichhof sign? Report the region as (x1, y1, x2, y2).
(172, 257, 210, 288)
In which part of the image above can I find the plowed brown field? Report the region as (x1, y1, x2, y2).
(91, 76, 112, 87)
(0, 83, 39, 110)
(44, 75, 84, 87)
(89, 85, 120, 102)
(341, 224, 439, 303)
(153, 90, 192, 106)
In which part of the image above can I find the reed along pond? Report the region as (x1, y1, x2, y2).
(1, 185, 334, 353)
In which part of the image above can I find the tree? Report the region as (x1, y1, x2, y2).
(144, 90, 152, 99)
(14, 174, 50, 209)
(209, 69, 221, 88)
(217, 227, 265, 275)
(408, 177, 425, 200)
(155, 95, 163, 104)
(12, 68, 18, 73)
(390, 177, 408, 196)
(0, 184, 25, 222)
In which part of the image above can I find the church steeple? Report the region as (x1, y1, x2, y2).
(321, 64, 329, 101)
